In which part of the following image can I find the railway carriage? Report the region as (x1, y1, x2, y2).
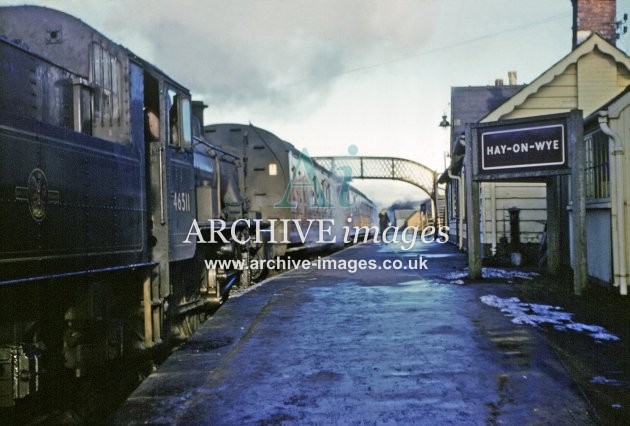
(204, 123, 377, 258)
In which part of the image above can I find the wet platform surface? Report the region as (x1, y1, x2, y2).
(110, 241, 593, 425)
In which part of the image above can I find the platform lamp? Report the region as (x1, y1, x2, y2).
(439, 114, 450, 128)
(438, 113, 451, 168)
(436, 113, 451, 227)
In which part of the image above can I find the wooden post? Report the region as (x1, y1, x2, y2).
(468, 113, 575, 282)
(465, 125, 482, 279)
(569, 110, 587, 295)
(143, 274, 153, 349)
(546, 176, 561, 273)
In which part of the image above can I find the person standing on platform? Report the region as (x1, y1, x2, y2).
(379, 208, 390, 238)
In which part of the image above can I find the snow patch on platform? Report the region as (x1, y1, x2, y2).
(591, 376, 624, 386)
(445, 267, 541, 281)
(480, 294, 620, 342)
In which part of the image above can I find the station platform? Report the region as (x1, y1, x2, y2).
(110, 241, 592, 425)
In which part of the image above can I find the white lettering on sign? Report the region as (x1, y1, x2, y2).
(485, 140, 560, 156)
(533, 140, 560, 151)
(480, 124, 565, 171)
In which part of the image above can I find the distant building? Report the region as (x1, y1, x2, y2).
(405, 211, 424, 228)
(393, 209, 417, 228)
(440, 82, 523, 250)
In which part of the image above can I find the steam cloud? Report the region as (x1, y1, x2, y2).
(102, 0, 438, 115)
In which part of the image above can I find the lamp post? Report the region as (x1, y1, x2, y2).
(436, 114, 451, 227)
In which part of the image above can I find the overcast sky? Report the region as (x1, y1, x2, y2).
(3, 0, 630, 206)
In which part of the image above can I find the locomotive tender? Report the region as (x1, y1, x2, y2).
(0, 5, 375, 410)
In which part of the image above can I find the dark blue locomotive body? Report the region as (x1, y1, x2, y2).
(0, 6, 238, 410)
(0, 40, 149, 283)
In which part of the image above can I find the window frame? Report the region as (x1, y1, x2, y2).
(165, 87, 192, 151)
(584, 129, 610, 201)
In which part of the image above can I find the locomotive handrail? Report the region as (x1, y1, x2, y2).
(193, 135, 240, 163)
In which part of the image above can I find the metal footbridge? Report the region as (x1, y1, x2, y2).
(313, 156, 439, 200)
(313, 156, 445, 225)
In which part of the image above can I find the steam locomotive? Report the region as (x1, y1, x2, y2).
(0, 5, 375, 410)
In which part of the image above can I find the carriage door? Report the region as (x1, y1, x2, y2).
(164, 86, 196, 261)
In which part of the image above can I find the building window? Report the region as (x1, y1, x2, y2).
(584, 130, 610, 200)
(448, 179, 459, 219)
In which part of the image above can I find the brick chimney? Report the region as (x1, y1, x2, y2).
(572, 0, 617, 47)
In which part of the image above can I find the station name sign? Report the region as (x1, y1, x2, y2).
(472, 113, 573, 180)
(482, 124, 564, 170)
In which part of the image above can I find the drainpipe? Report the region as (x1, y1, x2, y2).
(598, 112, 627, 295)
(491, 183, 497, 256)
(447, 168, 464, 250)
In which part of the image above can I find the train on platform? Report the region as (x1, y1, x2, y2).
(0, 5, 375, 412)
(204, 123, 376, 260)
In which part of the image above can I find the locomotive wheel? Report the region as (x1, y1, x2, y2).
(204, 263, 224, 305)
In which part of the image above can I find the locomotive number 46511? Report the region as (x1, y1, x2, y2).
(173, 192, 191, 212)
